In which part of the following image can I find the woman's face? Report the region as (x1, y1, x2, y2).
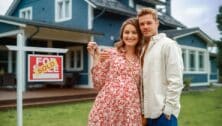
(122, 24, 139, 47)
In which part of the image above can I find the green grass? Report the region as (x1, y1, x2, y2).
(0, 101, 92, 126)
(0, 87, 222, 126)
(179, 87, 222, 126)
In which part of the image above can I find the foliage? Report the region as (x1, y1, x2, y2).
(216, 6, 222, 34)
(215, 41, 222, 80)
(216, 6, 222, 80)
(183, 77, 192, 91)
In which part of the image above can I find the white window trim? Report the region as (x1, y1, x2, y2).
(55, 0, 72, 22)
(65, 46, 83, 71)
(136, 4, 146, 12)
(19, 7, 33, 20)
(180, 45, 209, 74)
(129, 0, 134, 8)
(87, 4, 93, 29)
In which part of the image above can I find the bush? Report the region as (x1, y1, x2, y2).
(219, 76, 222, 83)
(209, 82, 214, 88)
(183, 78, 192, 91)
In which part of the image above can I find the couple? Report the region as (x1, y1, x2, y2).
(87, 8, 184, 126)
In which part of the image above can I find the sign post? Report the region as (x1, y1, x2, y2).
(7, 43, 68, 126)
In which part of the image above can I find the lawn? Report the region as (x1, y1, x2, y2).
(0, 87, 222, 126)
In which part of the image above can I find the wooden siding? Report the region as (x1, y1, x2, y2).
(177, 35, 207, 49)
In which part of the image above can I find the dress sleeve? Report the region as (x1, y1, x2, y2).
(91, 55, 111, 91)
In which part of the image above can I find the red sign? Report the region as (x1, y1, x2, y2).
(28, 54, 63, 82)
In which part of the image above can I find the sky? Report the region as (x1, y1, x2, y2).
(0, 0, 221, 40)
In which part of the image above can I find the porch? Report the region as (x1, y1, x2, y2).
(0, 87, 97, 110)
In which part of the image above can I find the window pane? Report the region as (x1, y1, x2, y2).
(22, 12, 26, 18)
(70, 51, 74, 68)
(189, 51, 195, 71)
(65, 0, 70, 18)
(199, 52, 204, 71)
(58, 2, 63, 19)
(27, 11, 30, 19)
(0, 51, 8, 73)
(76, 50, 81, 68)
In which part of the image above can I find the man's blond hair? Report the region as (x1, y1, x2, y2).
(137, 8, 158, 21)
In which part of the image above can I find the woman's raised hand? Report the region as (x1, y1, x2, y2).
(87, 41, 99, 57)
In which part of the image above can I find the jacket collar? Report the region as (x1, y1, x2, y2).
(151, 33, 166, 43)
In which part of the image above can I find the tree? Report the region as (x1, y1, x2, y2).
(216, 5, 222, 82)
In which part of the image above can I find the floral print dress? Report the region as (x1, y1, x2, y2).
(88, 49, 142, 126)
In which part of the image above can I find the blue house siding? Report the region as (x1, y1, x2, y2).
(210, 56, 218, 81)
(177, 35, 207, 49)
(94, 12, 127, 46)
(11, 0, 88, 29)
(0, 23, 18, 33)
(184, 73, 208, 83)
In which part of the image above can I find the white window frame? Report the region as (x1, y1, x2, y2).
(19, 7, 33, 20)
(129, 0, 134, 8)
(55, 0, 72, 22)
(136, 4, 146, 12)
(65, 46, 83, 71)
(180, 45, 208, 74)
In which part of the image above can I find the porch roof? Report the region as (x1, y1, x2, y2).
(0, 15, 103, 36)
(161, 27, 214, 46)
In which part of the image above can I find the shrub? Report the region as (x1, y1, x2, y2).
(183, 78, 192, 91)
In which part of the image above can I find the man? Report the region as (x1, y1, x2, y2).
(138, 8, 184, 126)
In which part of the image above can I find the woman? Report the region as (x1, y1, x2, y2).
(87, 18, 142, 126)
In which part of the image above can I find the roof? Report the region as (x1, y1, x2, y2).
(161, 27, 214, 45)
(158, 14, 186, 28)
(142, 0, 165, 5)
(85, 0, 136, 16)
(0, 15, 103, 35)
(6, 0, 21, 15)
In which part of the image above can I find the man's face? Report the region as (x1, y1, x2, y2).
(138, 14, 159, 38)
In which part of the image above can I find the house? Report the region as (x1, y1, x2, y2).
(0, 0, 218, 91)
(162, 28, 217, 86)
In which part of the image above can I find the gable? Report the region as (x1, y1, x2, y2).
(177, 34, 207, 49)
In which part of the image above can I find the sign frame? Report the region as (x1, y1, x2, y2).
(28, 54, 63, 82)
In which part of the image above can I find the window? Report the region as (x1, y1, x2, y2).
(55, 0, 72, 22)
(181, 46, 207, 73)
(198, 52, 204, 71)
(189, 51, 195, 71)
(65, 46, 83, 71)
(19, 7, 32, 19)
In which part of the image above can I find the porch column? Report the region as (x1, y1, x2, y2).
(88, 36, 94, 88)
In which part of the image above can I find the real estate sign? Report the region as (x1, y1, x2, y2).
(28, 54, 63, 81)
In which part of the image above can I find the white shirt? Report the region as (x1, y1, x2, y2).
(142, 33, 184, 119)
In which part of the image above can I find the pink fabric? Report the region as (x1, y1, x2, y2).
(88, 49, 142, 126)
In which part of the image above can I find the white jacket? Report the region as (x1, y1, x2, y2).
(142, 33, 184, 119)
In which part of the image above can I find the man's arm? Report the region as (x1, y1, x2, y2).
(163, 42, 184, 118)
